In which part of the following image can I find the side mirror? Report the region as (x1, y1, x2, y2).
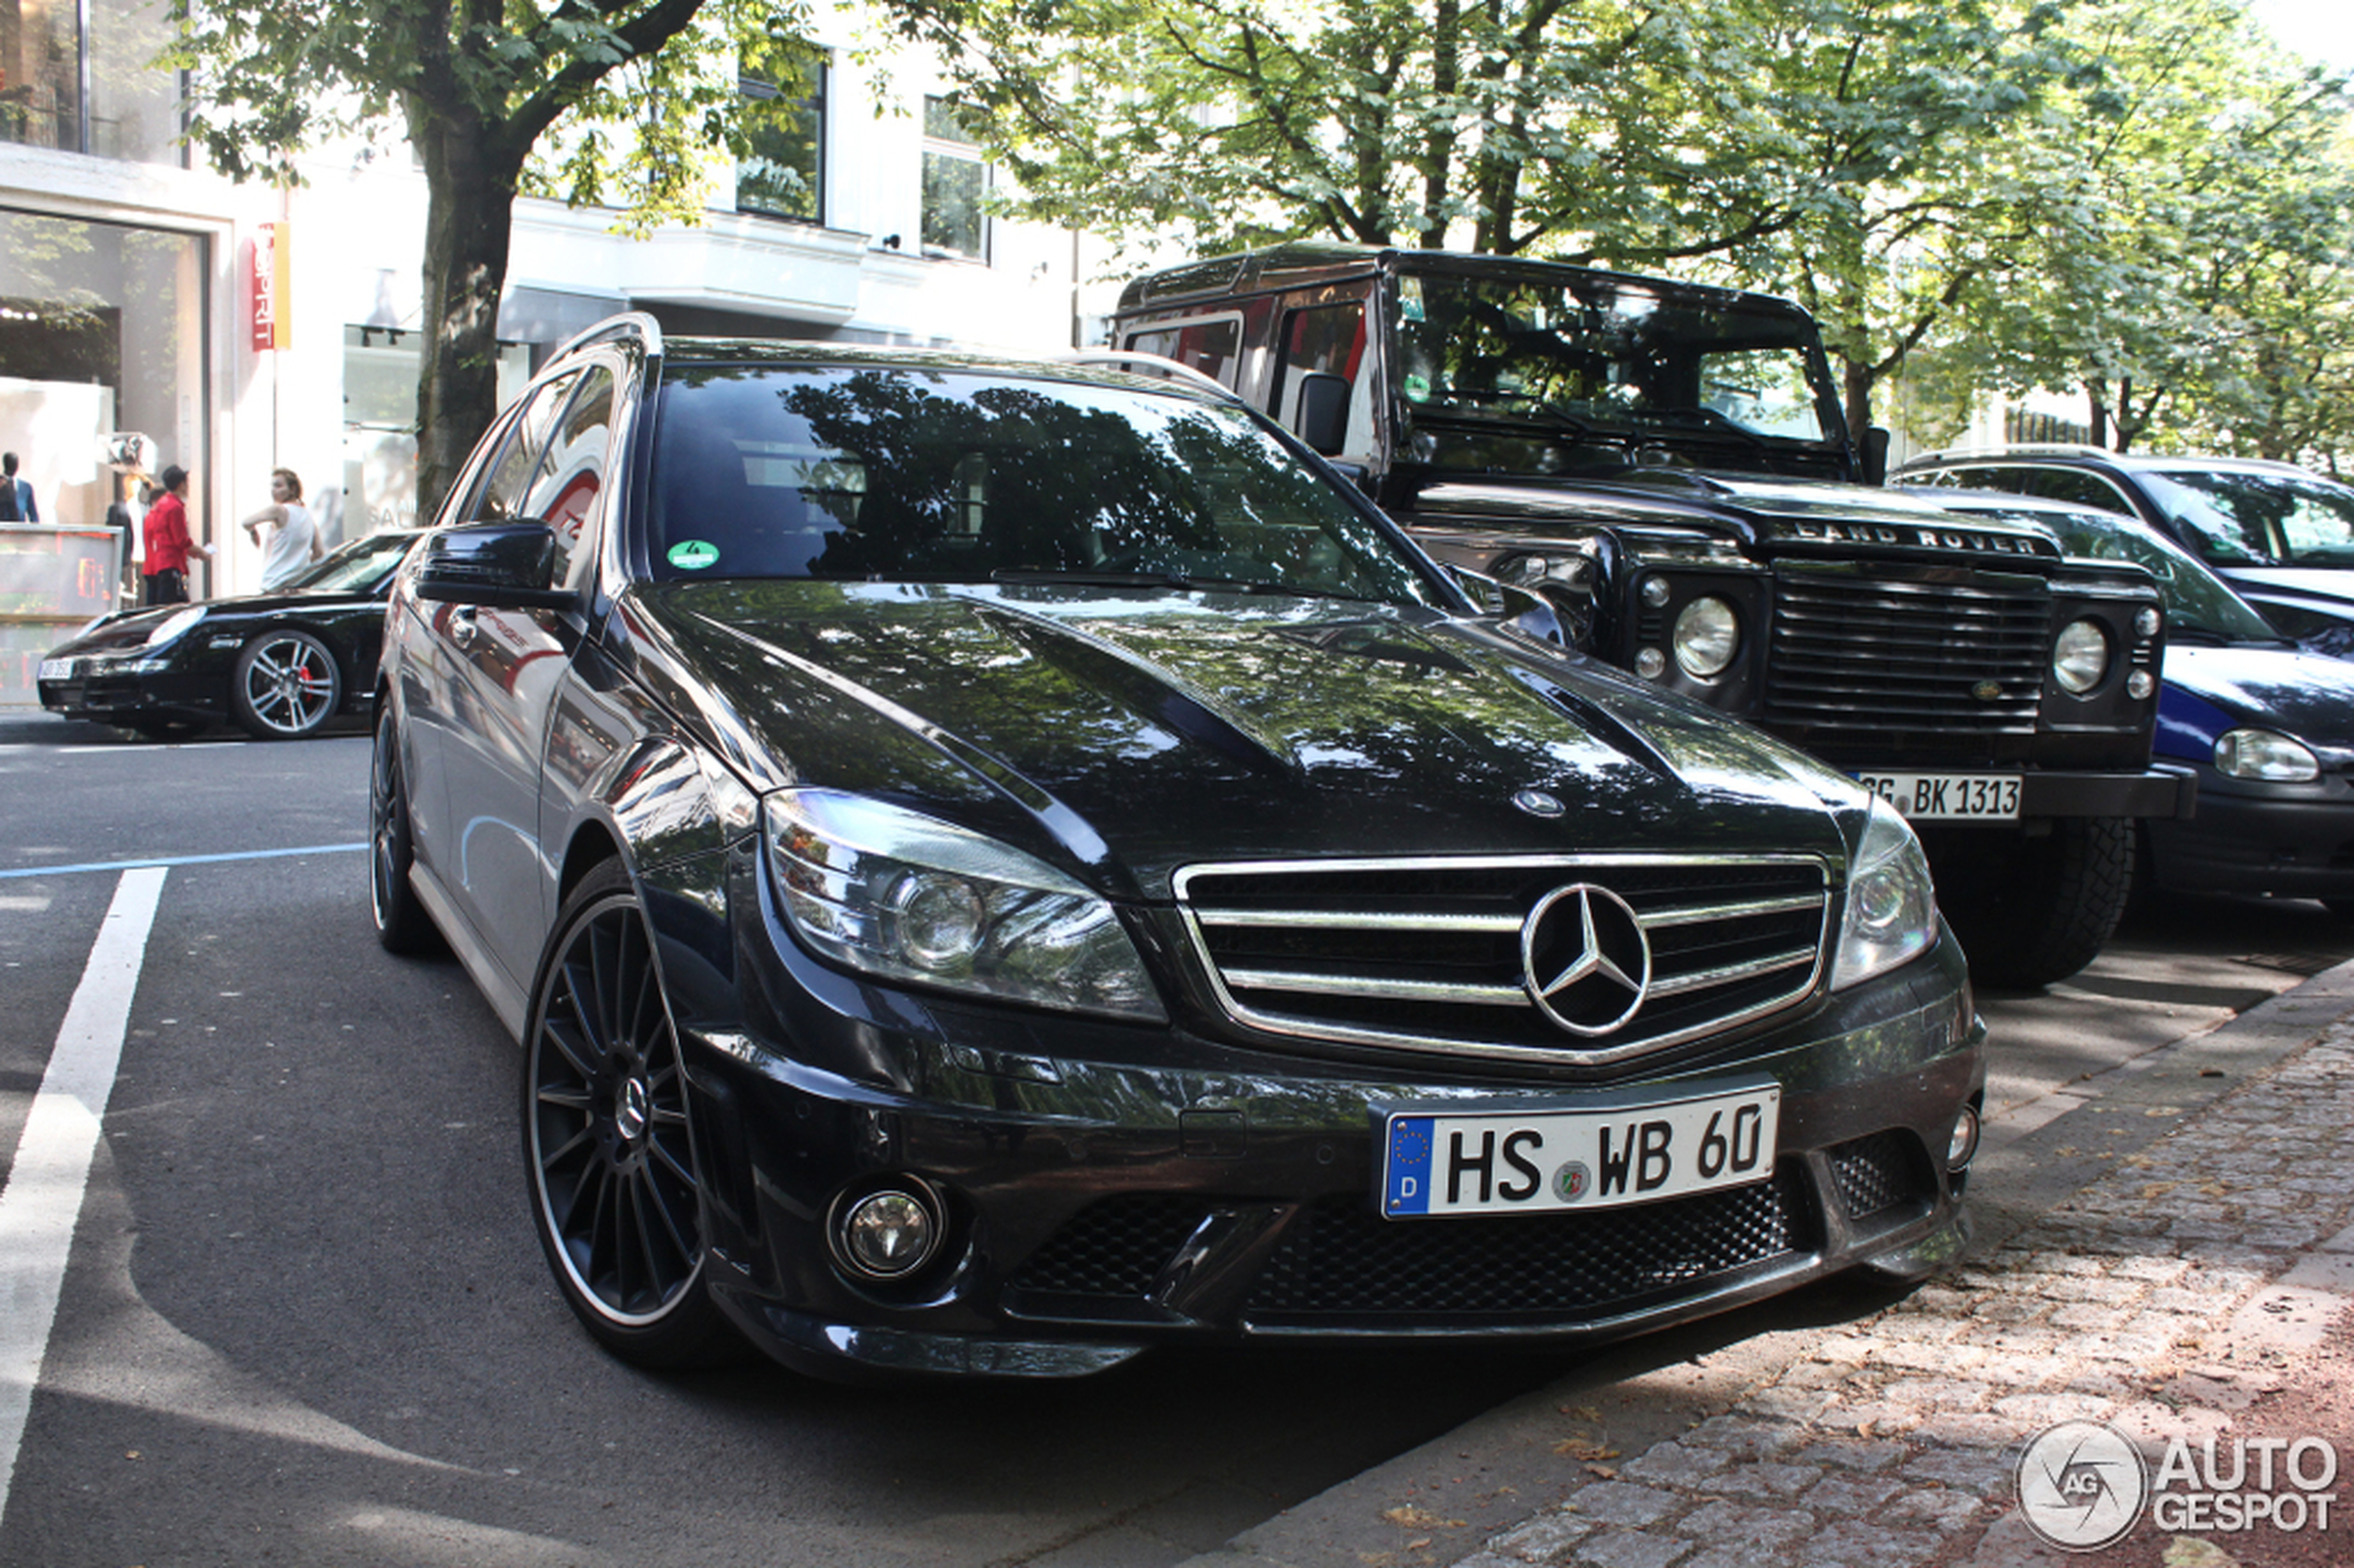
(1294, 373, 1351, 456)
(1861, 426, 1892, 487)
(414, 521, 577, 611)
(1442, 562, 1565, 645)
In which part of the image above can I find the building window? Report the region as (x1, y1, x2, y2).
(0, 0, 184, 164)
(737, 50, 826, 224)
(920, 95, 986, 260)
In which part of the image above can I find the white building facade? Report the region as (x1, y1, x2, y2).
(0, 0, 1109, 642)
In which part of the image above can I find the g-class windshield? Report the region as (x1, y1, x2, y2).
(1394, 271, 1841, 449)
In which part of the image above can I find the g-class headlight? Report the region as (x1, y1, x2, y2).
(2215, 728, 2321, 782)
(1831, 797, 1939, 990)
(764, 790, 1166, 1021)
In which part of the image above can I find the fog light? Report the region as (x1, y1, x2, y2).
(2127, 671, 2155, 700)
(1636, 647, 1667, 679)
(2135, 607, 2161, 639)
(834, 1185, 941, 1279)
(1946, 1106, 1981, 1171)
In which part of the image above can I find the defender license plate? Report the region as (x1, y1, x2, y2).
(1381, 1086, 1780, 1219)
(1854, 771, 2021, 820)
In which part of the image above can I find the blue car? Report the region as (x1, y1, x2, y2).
(1938, 491, 2354, 915)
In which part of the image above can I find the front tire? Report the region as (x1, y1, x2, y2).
(1919, 816, 2133, 990)
(232, 629, 342, 739)
(524, 860, 739, 1369)
(369, 714, 440, 955)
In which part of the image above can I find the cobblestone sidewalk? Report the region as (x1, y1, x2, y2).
(1448, 1027, 2354, 1568)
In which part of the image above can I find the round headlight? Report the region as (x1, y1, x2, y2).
(2215, 728, 2321, 782)
(885, 872, 987, 971)
(1671, 596, 1740, 679)
(2053, 619, 2110, 694)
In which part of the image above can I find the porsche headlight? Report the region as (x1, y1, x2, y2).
(2215, 728, 2320, 782)
(1832, 797, 1939, 990)
(131, 605, 209, 670)
(763, 790, 1165, 1021)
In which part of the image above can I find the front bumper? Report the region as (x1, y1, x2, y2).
(2145, 777, 2354, 900)
(37, 663, 218, 725)
(672, 910, 1985, 1380)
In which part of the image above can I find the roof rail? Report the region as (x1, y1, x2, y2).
(549, 310, 664, 363)
(1060, 348, 1244, 403)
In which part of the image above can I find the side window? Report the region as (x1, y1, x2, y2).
(2027, 469, 2134, 514)
(1122, 317, 1244, 388)
(523, 364, 617, 590)
(1274, 303, 1373, 455)
(466, 371, 581, 524)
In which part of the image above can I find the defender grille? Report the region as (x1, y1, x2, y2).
(1767, 567, 2048, 738)
(1174, 854, 1832, 1067)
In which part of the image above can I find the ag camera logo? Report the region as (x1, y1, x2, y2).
(2017, 1421, 2148, 1551)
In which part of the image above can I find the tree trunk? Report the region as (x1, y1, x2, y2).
(411, 112, 522, 523)
(1843, 358, 1875, 447)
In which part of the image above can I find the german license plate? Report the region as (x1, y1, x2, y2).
(1854, 771, 2021, 820)
(1380, 1083, 1780, 1219)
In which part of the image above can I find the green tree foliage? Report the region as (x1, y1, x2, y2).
(902, 0, 2354, 462)
(165, 0, 814, 512)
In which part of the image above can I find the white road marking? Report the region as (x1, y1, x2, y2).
(0, 866, 167, 1513)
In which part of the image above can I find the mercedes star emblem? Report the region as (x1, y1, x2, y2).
(1521, 883, 1652, 1035)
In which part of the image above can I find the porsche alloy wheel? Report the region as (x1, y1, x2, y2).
(232, 629, 342, 739)
(525, 861, 737, 1368)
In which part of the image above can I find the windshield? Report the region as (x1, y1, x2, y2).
(2000, 505, 2279, 642)
(2142, 468, 2354, 568)
(1393, 272, 1840, 445)
(278, 532, 422, 594)
(646, 365, 1446, 608)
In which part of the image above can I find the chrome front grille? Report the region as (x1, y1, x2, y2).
(1173, 854, 1833, 1066)
(1766, 567, 2049, 739)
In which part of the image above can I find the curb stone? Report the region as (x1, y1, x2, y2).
(1178, 961, 2354, 1568)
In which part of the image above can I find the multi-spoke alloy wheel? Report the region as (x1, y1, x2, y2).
(231, 629, 341, 739)
(525, 861, 736, 1366)
(369, 714, 438, 954)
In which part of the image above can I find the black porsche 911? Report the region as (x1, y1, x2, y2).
(36, 529, 424, 740)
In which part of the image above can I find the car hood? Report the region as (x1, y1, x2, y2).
(47, 584, 380, 657)
(1418, 473, 2059, 560)
(627, 580, 1860, 898)
(2160, 642, 2354, 755)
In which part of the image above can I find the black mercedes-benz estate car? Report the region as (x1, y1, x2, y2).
(37, 529, 423, 740)
(372, 314, 1985, 1379)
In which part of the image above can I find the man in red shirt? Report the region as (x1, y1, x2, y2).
(142, 464, 211, 604)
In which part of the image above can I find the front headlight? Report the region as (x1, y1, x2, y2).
(1672, 596, 1740, 678)
(1831, 797, 1939, 990)
(2215, 728, 2321, 782)
(2053, 618, 2109, 694)
(763, 789, 1166, 1022)
(136, 605, 207, 652)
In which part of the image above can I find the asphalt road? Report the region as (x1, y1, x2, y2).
(3, 712, 2348, 1568)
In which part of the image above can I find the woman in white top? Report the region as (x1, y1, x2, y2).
(241, 467, 324, 590)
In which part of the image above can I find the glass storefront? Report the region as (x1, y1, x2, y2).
(0, 208, 206, 704)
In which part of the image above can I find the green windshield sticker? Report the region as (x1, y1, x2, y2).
(667, 539, 720, 571)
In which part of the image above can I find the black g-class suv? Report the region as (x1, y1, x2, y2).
(1110, 244, 2192, 986)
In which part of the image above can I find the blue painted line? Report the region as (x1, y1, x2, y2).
(0, 843, 367, 881)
